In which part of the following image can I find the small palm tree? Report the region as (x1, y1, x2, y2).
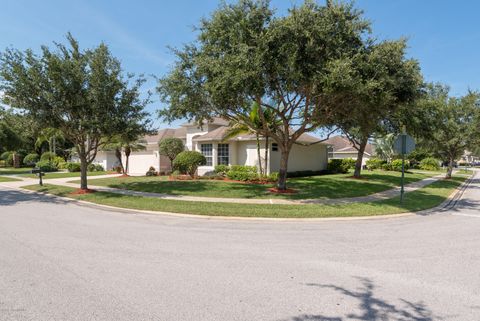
(123, 139, 147, 174)
(35, 128, 64, 154)
(373, 134, 395, 162)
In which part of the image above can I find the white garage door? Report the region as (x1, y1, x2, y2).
(126, 152, 158, 175)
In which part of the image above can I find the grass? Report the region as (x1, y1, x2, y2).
(75, 170, 436, 200)
(0, 176, 21, 182)
(22, 176, 465, 218)
(0, 167, 33, 175)
(18, 171, 114, 179)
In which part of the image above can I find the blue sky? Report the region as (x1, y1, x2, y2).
(1, 0, 479, 129)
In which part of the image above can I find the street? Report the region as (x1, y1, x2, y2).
(1, 174, 479, 321)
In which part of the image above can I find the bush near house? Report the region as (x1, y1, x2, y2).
(419, 157, 440, 171)
(87, 164, 105, 172)
(226, 165, 259, 181)
(366, 158, 386, 170)
(40, 152, 56, 162)
(173, 151, 206, 178)
(66, 162, 81, 172)
(327, 159, 350, 174)
(214, 164, 230, 177)
(146, 166, 158, 176)
(0, 151, 14, 166)
(342, 158, 356, 170)
(35, 160, 58, 172)
(391, 159, 410, 172)
(23, 153, 39, 166)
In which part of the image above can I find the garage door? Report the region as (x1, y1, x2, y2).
(126, 152, 158, 175)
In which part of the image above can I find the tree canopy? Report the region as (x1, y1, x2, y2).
(158, 0, 371, 189)
(0, 33, 151, 189)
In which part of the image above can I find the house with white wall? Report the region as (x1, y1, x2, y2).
(94, 118, 330, 175)
(323, 135, 375, 166)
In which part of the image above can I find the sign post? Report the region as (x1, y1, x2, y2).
(393, 127, 415, 204)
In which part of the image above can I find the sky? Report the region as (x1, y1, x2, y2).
(1, 0, 479, 130)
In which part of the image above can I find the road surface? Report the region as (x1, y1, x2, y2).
(0, 173, 479, 320)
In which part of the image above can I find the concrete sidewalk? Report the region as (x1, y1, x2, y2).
(1, 172, 452, 205)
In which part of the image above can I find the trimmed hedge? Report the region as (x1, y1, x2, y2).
(366, 158, 385, 170)
(420, 157, 440, 171)
(327, 159, 349, 174)
(66, 162, 81, 172)
(226, 165, 258, 181)
(35, 160, 58, 172)
(23, 153, 39, 166)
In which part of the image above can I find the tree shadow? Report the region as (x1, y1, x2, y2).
(0, 188, 70, 207)
(284, 277, 441, 321)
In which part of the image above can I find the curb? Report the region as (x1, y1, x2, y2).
(1, 172, 474, 223)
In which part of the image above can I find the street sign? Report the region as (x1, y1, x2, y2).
(393, 134, 415, 155)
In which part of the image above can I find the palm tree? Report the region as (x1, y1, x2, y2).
(373, 134, 395, 163)
(102, 135, 125, 173)
(35, 128, 64, 154)
(123, 139, 147, 174)
(223, 102, 277, 175)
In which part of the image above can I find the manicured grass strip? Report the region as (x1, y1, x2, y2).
(0, 176, 21, 182)
(0, 167, 32, 175)
(76, 170, 435, 200)
(23, 176, 465, 218)
(19, 171, 113, 179)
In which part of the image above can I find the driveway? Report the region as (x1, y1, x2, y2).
(0, 172, 479, 320)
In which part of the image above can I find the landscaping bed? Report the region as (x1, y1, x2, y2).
(73, 170, 436, 200)
(23, 176, 466, 218)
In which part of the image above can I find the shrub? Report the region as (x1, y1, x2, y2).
(366, 158, 385, 170)
(40, 152, 56, 162)
(381, 163, 392, 171)
(173, 151, 206, 177)
(227, 170, 259, 181)
(327, 159, 349, 174)
(94, 164, 104, 172)
(87, 164, 96, 172)
(214, 164, 230, 176)
(0, 151, 13, 166)
(35, 160, 58, 172)
(268, 172, 279, 182)
(146, 166, 158, 176)
(419, 157, 440, 171)
(66, 162, 81, 172)
(113, 165, 123, 173)
(342, 158, 356, 170)
(23, 153, 39, 166)
(230, 165, 257, 172)
(391, 159, 410, 172)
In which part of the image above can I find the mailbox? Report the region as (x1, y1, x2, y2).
(31, 168, 44, 186)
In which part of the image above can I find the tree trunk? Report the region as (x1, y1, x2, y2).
(114, 148, 124, 173)
(52, 136, 56, 155)
(264, 136, 269, 175)
(277, 145, 291, 190)
(256, 133, 263, 175)
(79, 154, 88, 190)
(446, 158, 454, 179)
(125, 147, 131, 175)
(354, 138, 368, 178)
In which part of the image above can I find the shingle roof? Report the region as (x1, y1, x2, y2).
(144, 127, 187, 144)
(192, 126, 326, 145)
(323, 135, 374, 155)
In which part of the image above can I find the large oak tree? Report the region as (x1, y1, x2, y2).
(0, 34, 151, 190)
(157, 0, 370, 190)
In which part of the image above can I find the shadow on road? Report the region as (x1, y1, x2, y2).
(284, 277, 441, 321)
(0, 188, 69, 207)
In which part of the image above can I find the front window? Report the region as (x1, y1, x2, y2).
(201, 144, 213, 166)
(327, 146, 334, 158)
(272, 143, 278, 152)
(217, 143, 229, 165)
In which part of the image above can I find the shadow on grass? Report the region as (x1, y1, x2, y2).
(284, 277, 440, 321)
(99, 172, 431, 200)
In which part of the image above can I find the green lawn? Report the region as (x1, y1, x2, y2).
(0, 167, 33, 175)
(76, 170, 436, 200)
(0, 176, 21, 182)
(19, 171, 114, 179)
(23, 176, 465, 218)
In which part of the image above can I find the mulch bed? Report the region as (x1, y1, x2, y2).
(267, 187, 298, 194)
(69, 188, 96, 195)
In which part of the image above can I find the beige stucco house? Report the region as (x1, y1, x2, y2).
(323, 135, 375, 166)
(94, 118, 329, 175)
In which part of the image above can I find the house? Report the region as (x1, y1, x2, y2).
(94, 118, 330, 175)
(323, 135, 375, 166)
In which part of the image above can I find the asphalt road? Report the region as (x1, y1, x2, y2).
(0, 173, 479, 321)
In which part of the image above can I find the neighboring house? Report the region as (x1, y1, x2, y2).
(94, 118, 329, 175)
(323, 135, 375, 166)
(459, 150, 480, 164)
